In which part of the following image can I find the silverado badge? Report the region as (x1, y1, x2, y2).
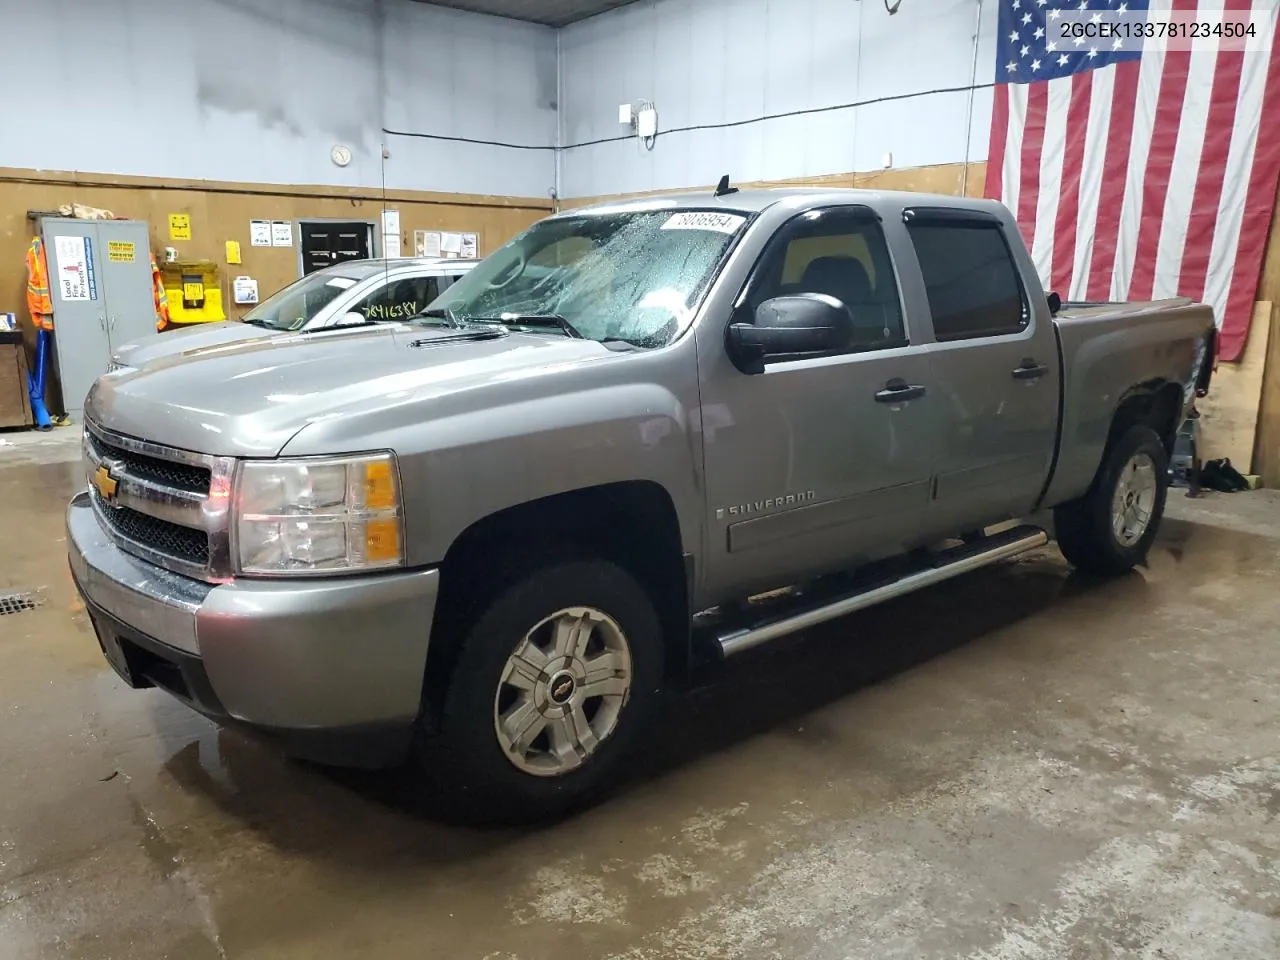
(92, 464, 119, 502)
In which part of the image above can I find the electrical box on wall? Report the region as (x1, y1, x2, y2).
(618, 103, 634, 125)
(637, 108, 658, 139)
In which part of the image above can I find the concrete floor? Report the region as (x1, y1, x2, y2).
(1, 445, 1278, 959)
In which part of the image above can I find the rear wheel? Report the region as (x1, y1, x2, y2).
(417, 558, 663, 823)
(1055, 425, 1169, 576)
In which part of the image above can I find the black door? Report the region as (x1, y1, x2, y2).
(299, 221, 373, 274)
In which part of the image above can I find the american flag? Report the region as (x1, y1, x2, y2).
(984, 0, 1280, 361)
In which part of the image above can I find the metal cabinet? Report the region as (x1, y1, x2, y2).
(41, 218, 158, 420)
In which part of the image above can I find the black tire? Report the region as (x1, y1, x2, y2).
(1055, 424, 1169, 576)
(415, 559, 664, 824)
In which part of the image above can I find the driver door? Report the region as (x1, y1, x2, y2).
(697, 205, 937, 600)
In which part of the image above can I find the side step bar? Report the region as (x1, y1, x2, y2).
(716, 525, 1049, 658)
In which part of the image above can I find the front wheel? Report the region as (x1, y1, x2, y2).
(416, 559, 664, 823)
(1055, 425, 1169, 576)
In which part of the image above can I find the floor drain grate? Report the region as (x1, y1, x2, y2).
(0, 592, 40, 616)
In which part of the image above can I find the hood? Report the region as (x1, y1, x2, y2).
(111, 319, 408, 368)
(112, 321, 272, 367)
(87, 325, 617, 457)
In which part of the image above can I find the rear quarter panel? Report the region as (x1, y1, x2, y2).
(1042, 299, 1214, 508)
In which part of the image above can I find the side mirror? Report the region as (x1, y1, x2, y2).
(1047, 291, 1062, 315)
(726, 294, 852, 374)
(338, 311, 369, 326)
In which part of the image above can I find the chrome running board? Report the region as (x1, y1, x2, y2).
(716, 525, 1049, 658)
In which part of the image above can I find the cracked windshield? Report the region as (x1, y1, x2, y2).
(426, 208, 747, 347)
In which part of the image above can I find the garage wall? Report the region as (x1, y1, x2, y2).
(557, 0, 995, 199)
(0, 0, 557, 198)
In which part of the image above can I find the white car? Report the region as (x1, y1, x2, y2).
(110, 258, 478, 371)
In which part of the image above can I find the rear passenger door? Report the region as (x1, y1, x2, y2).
(901, 208, 1060, 538)
(699, 205, 936, 598)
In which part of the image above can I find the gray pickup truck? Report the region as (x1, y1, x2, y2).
(68, 188, 1215, 821)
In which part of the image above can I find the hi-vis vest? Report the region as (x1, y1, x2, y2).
(150, 252, 170, 331)
(25, 237, 53, 331)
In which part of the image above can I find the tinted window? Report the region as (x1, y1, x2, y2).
(743, 207, 906, 355)
(906, 221, 1027, 341)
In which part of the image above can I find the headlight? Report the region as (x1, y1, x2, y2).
(234, 453, 404, 575)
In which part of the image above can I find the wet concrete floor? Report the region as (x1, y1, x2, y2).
(1, 455, 1277, 958)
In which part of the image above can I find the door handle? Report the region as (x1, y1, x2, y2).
(874, 378, 927, 403)
(108, 314, 116, 332)
(1012, 359, 1049, 380)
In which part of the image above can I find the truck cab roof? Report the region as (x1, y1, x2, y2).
(561, 187, 1009, 222)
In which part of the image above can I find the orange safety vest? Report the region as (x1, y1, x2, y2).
(151, 253, 170, 331)
(25, 237, 54, 331)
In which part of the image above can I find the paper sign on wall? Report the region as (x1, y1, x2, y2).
(416, 230, 442, 258)
(53, 235, 97, 301)
(168, 214, 191, 241)
(270, 221, 293, 247)
(381, 209, 401, 259)
(225, 240, 242, 264)
(440, 232, 463, 256)
(460, 233, 478, 258)
(249, 220, 272, 246)
(107, 240, 136, 263)
(233, 276, 259, 305)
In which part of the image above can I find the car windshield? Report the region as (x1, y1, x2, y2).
(241, 266, 381, 332)
(424, 207, 749, 347)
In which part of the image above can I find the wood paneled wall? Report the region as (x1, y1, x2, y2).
(0, 166, 551, 360)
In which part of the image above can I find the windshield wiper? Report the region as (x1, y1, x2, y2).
(241, 316, 273, 328)
(468, 314, 584, 339)
(416, 306, 464, 328)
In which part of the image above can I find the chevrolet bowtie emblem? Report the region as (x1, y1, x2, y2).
(92, 464, 119, 501)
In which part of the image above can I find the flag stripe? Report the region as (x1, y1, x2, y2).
(1052, 70, 1093, 296)
(1178, 0, 1250, 301)
(1003, 83, 1028, 216)
(1221, 14, 1280, 361)
(985, 83, 1009, 201)
(1127, 0, 1198, 302)
(1032, 77, 1071, 281)
(1205, 0, 1278, 359)
(1016, 82, 1049, 244)
(1086, 60, 1140, 301)
(1110, 8, 1169, 301)
(1152, 8, 1222, 300)
(1070, 64, 1113, 300)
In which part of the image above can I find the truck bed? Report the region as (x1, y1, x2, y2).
(1040, 297, 1215, 510)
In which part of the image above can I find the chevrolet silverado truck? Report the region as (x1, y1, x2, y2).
(68, 188, 1215, 822)
(108, 257, 478, 372)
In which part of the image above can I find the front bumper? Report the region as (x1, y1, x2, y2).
(67, 493, 440, 767)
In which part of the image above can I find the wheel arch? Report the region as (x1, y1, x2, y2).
(1107, 380, 1184, 456)
(420, 480, 693, 727)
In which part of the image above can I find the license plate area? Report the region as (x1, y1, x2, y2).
(89, 614, 153, 690)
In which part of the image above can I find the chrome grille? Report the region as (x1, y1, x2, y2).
(87, 431, 210, 494)
(83, 419, 234, 581)
(94, 503, 210, 566)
